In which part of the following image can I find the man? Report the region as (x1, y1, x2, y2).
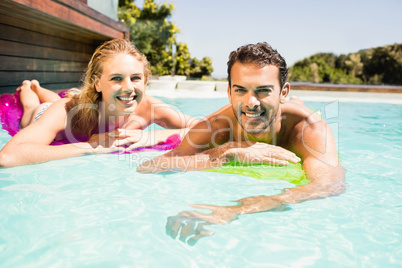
(138, 42, 346, 245)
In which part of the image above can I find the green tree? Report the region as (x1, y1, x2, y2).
(335, 54, 348, 70)
(290, 52, 362, 84)
(173, 42, 191, 76)
(118, 0, 178, 75)
(344, 53, 363, 77)
(361, 44, 402, 85)
(190, 57, 214, 78)
(288, 65, 312, 82)
(290, 44, 402, 85)
(118, 0, 213, 77)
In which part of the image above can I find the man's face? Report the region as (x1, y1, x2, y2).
(228, 62, 287, 135)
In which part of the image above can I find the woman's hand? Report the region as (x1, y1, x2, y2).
(108, 129, 158, 150)
(87, 132, 124, 154)
(109, 128, 181, 151)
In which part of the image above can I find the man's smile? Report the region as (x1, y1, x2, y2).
(244, 112, 263, 118)
(242, 111, 265, 120)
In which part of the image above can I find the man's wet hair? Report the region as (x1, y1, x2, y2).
(227, 42, 288, 89)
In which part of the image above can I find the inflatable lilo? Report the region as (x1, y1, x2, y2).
(206, 161, 308, 185)
(0, 91, 23, 136)
(0, 90, 181, 152)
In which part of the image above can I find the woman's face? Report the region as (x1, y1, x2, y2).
(95, 53, 146, 115)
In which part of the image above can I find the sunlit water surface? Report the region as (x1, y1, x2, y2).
(0, 97, 401, 267)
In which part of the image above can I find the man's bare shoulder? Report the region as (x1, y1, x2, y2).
(283, 101, 329, 150)
(204, 104, 235, 127)
(282, 101, 315, 120)
(209, 104, 233, 117)
(283, 101, 326, 131)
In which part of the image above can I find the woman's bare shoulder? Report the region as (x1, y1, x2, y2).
(143, 95, 165, 104)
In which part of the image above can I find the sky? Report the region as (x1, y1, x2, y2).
(135, 0, 402, 78)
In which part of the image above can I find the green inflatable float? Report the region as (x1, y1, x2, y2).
(203, 109, 332, 186)
(205, 161, 309, 185)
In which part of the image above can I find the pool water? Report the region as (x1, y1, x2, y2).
(0, 97, 401, 267)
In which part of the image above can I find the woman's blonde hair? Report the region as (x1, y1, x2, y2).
(66, 39, 150, 138)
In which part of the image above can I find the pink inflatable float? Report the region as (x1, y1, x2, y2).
(0, 91, 181, 152)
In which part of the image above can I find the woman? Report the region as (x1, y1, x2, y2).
(0, 39, 195, 167)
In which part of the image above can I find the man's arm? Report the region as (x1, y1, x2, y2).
(137, 105, 234, 173)
(164, 114, 346, 245)
(137, 105, 301, 173)
(218, 117, 346, 215)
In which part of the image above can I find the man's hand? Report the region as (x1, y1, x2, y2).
(216, 142, 301, 165)
(166, 204, 238, 246)
(137, 141, 301, 174)
(166, 196, 288, 246)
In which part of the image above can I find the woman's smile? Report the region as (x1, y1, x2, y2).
(116, 94, 137, 105)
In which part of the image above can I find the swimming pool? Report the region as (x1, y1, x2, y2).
(0, 94, 401, 267)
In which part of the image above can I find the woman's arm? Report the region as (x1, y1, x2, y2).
(114, 96, 199, 150)
(0, 99, 122, 167)
(108, 127, 189, 151)
(148, 96, 198, 129)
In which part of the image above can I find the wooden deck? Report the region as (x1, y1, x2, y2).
(0, 0, 129, 93)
